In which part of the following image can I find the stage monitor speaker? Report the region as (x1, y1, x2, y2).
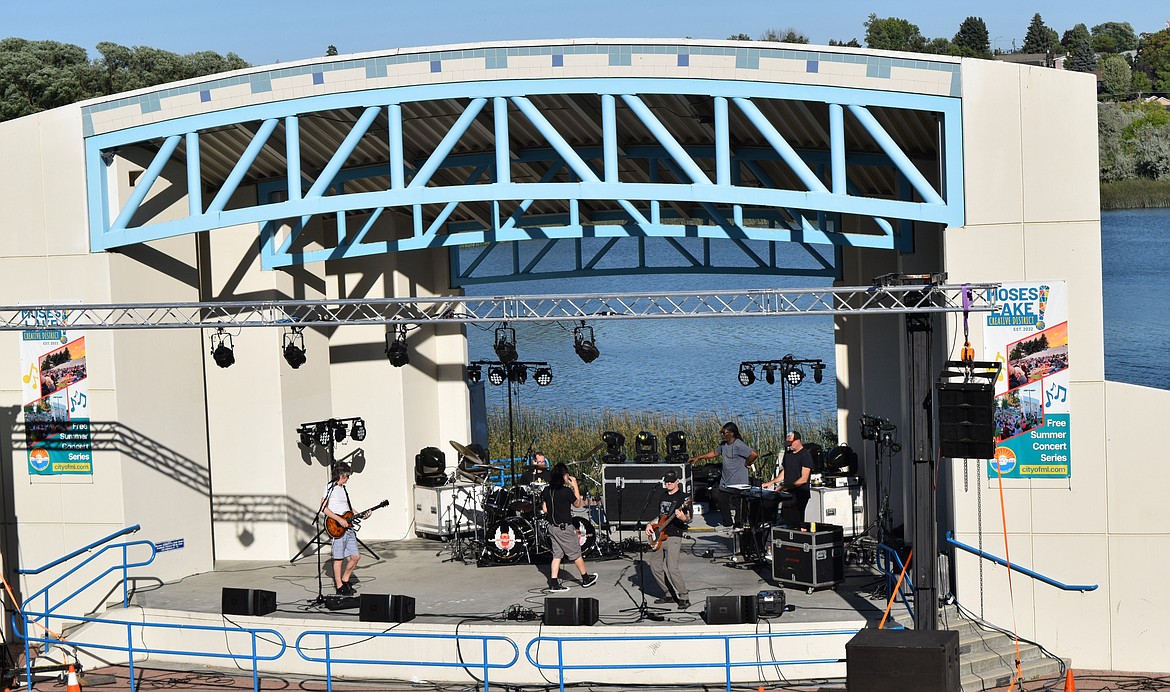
(221, 587, 276, 616)
(937, 382, 996, 459)
(359, 593, 416, 622)
(846, 628, 959, 692)
(704, 595, 757, 624)
(543, 597, 599, 626)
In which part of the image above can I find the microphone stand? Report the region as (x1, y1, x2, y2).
(618, 492, 668, 621)
(310, 479, 336, 606)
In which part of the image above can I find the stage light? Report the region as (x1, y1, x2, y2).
(316, 423, 331, 447)
(784, 366, 805, 387)
(385, 325, 409, 368)
(493, 325, 518, 364)
(764, 363, 777, 385)
(467, 363, 482, 384)
(602, 430, 626, 464)
(332, 420, 348, 443)
(533, 366, 554, 386)
(634, 430, 659, 463)
(488, 365, 506, 386)
(665, 430, 688, 462)
(351, 418, 367, 442)
(210, 328, 235, 368)
(282, 327, 307, 369)
(812, 362, 825, 384)
(297, 424, 314, 448)
(738, 363, 755, 386)
(507, 363, 527, 384)
(573, 323, 600, 363)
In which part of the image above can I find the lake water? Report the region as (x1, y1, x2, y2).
(465, 208, 1170, 416)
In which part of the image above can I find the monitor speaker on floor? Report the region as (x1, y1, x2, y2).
(359, 593, 416, 623)
(221, 587, 276, 616)
(543, 597, 599, 626)
(704, 595, 757, 624)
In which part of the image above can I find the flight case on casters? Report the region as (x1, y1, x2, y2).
(771, 523, 844, 593)
(602, 463, 691, 528)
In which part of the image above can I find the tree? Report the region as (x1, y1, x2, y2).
(1100, 54, 1132, 100)
(864, 14, 925, 52)
(326, 44, 338, 57)
(759, 28, 809, 44)
(828, 38, 862, 48)
(1063, 24, 1098, 73)
(952, 16, 991, 58)
(1131, 71, 1152, 97)
(1135, 29, 1170, 95)
(1022, 14, 1060, 55)
(921, 38, 955, 56)
(0, 38, 98, 121)
(1091, 22, 1138, 54)
(726, 33, 752, 41)
(94, 42, 249, 96)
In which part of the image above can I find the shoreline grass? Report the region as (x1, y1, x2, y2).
(1100, 179, 1170, 210)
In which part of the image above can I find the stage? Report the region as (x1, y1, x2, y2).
(61, 514, 900, 688)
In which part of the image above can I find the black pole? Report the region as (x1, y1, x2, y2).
(780, 373, 789, 438)
(507, 377, 516, 483)
(907, 312, 938, 630)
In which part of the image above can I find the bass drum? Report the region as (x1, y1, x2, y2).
(486, 517, 531, 563)
(570, 516, 597, 554)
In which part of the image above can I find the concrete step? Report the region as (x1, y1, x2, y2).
(960, 639, 1049, 676)
(961, 655, 1067, 692)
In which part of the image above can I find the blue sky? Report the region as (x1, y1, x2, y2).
(6, 1, 1168, 66)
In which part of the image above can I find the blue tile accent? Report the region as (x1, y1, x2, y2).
(430, 60, 442, 73)
(552, 54, 563, 67)
(735, 50, 759, 69)
(312, 72, 324, 85)
(200, 90, 211, 103)
(250, 74, 272, 94)
(140, 97, 161, 114)
(677, 54, 689, 67)
(806, 60, 818, 73)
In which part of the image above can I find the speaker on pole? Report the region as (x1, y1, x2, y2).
(221, 587, 277, 616)
(936, 382, 996, 459)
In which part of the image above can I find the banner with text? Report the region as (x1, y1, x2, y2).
(20, 312, 92, 475)
(982, 281, 1070, 479)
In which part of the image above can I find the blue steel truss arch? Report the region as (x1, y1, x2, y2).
(84, 77, 964, 284)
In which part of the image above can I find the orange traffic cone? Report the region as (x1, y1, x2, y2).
(1063, 667, 1076, 692)
(65, 664, 81, 692)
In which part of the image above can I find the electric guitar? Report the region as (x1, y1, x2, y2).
(326, 499, 389, 538)
(648, 497, 693, 551)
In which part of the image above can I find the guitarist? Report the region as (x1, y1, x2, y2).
(644, 470, 691, 609)
(321, 463, 367, 596)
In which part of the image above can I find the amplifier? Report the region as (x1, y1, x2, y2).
(603, 463, 691, 527)
(756, 589, 787, 616)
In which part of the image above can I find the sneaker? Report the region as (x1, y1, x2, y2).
(336, 584, 355, 596)
(653, 596, 675, 604)
(677, 599, 690, 609)
(548, 579, 570, 593)
(581, 573, 598, 588)
(343, 579, 360, 591)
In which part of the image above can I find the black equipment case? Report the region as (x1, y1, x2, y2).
(771, 523, 844, 592)
(602, 463, 691, 528)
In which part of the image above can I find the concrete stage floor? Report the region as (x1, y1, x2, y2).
(132, 522, 898, 628)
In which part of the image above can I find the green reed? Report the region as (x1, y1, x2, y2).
(486, 405, 837, 496)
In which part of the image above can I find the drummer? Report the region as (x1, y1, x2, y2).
(519, 451, 553, 485)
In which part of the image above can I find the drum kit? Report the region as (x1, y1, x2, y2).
(446, 441, 617, 565)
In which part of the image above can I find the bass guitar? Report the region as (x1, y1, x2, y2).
(326, 499, 389, 538)
(648, 497, 693, 551)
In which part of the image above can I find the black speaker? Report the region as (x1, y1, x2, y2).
(543, 597, 599, 626)
(846, 628, 959, 692)
(221, 587, 276, 616)
(415, 447, 447, 486)
(937, 382, 996, 459)
(703, 595, 757, 624)
(359, 593, 416, 622)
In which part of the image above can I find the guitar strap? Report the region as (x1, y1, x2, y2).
(342, 485, 353, 514)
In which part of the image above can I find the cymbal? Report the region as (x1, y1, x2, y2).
(580, 441, 606, 459)
(473, 463, 506, 471)
(449, 440, 483, 465)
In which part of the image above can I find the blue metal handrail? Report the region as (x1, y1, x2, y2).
(15, 611, 287, 692)
(526, 630, 856, 692)
(946, 531, 1098, 592)
(875, 542, 915, 622)
(18, 525, 141, 576)
(295, 630, 519, 692)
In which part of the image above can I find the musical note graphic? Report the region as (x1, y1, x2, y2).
(22, 365, 38, 384)
(70, 391, 87, 413)
(1045, 383, 1067, 408)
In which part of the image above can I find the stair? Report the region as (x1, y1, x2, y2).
(940, 606, 1069, 691)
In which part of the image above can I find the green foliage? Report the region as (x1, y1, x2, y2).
(94, 42, 248, 95)
(1064, 24, 1098, 72)
(952, 16, 991, 58)
(864, 14, 925, 52)
(922, 38, 955, 56)
(828, 38, 862, 48)
(1090, 22, 1138, 54)
(759, 28, 810, 44)
(1135, 29, 1170, 95)
(485, 405, 838, 492)
(0, 38, 98, 120)
(1130, 71, 1152, 96)
(1022, 14, 1060, 55)
(726, 33, 753, 41)
(326, 44, 338, 57)
(1098, 101, 1170, 187)
(1100, 54, 1133, 100)
(1100, 179, 1170, 209)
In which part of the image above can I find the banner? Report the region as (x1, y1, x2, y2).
(20, 311, 92, 475)
(982, 282, 1070, 479)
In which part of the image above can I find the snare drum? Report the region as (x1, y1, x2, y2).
(508, 485, 537, 515)
(486, 517, 531, 562)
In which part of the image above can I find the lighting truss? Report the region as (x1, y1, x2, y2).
(0, 283, 999, 331)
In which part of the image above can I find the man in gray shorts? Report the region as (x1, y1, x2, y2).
(541, 462, 598, 591)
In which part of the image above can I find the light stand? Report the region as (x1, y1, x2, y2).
(290, 416, 380, 565)
(470, 359, 553, 483)
(738, 355, 826, 439)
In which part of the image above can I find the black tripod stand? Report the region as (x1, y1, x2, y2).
(291, 445, 380, 564)
(618, 530, 669, 621)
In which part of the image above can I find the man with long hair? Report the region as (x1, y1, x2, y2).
(541, 462, 598, 591)
(689, 422, 758, 528)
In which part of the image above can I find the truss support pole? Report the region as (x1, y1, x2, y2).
(907, 310, 938, 630)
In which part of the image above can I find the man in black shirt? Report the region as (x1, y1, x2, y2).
(519, 451, 553, 485)
(763, 431, 813, 527)
(541, 462, 598, 591)
(644, 469, 691, 609)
